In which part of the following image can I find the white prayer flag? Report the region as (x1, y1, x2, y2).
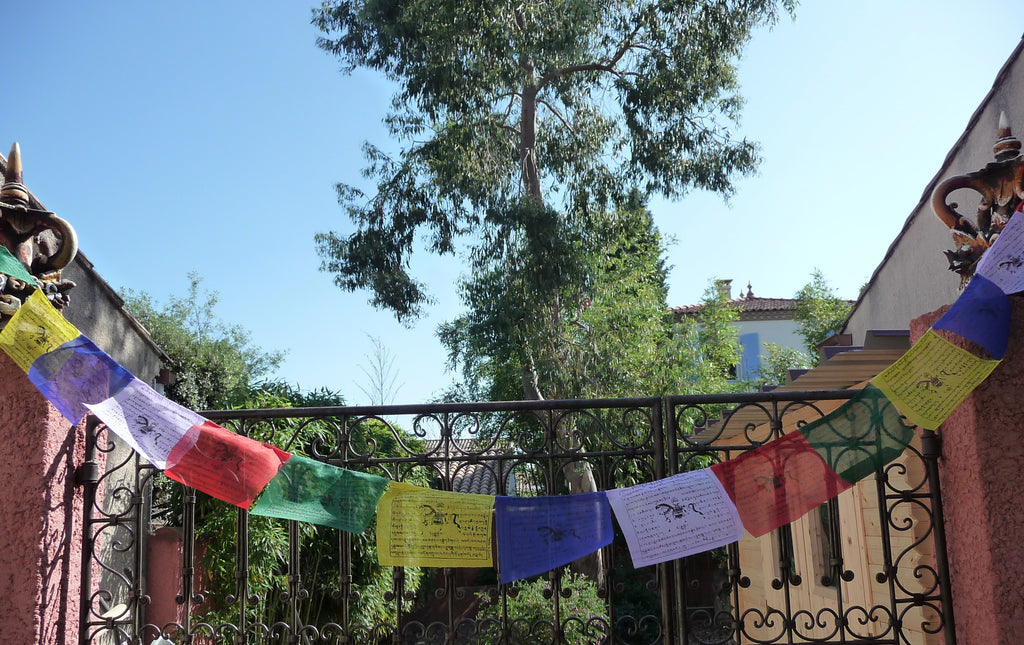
(86, 378, 203, 469)
(606, 469, 745, 568)
(976, 212, 1024, 295)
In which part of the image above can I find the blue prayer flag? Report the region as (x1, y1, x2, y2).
(933, 274, 1011, 359)
(495, 492, 614, 584)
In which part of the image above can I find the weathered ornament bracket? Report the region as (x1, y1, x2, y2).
(0, 142, 78, 321)
(931, 111, 1024, 286)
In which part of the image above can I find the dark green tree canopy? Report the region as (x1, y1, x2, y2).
(313, 0, 794, 320)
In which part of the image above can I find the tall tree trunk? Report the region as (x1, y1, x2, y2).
(521, 357, 605, 583)
(518, 58, 604, 584)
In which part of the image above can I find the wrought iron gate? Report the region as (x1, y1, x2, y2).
(79, 390, 954, 644)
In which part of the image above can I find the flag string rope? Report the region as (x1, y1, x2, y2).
(4, 211, 1023, 581)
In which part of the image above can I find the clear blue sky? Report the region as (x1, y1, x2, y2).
(5, 2, 1022, 404)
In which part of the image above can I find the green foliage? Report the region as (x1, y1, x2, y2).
(313, 0, 795, 320)
(475, 573, 607, 645)
(665, 282, 743, 395)
(121, 272, 285, 410)
(793, 269, 852, 367)
(440, 195, 676, 404)
(756, 342, 811, 388)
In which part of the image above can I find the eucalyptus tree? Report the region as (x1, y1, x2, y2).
(313, 0, 795, 325)
(313, 2, 787, 578)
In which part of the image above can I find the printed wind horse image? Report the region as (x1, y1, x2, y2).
(537, 525, 582, 544)
(916, 369, 957, 391)
(655, 498, 706, 522)
(420, 503, 462, 530)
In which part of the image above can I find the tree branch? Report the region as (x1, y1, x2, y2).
(537, 23, 643, 89)
(536, 98, 573, 133)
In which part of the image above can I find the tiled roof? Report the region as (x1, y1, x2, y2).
(668, 295, 798, 316)
(423, 439, 530, 495)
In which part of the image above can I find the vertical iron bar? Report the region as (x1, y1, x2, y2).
(921, 428, 957, 645)
(873, 464, 899, 644)
(339, 530, 352, 633)
(236, 506, 250, 645)
(288, 519, 302, 645)
(180, 485, 197, 644)
(662, 398, 685, 644)
(78, 416, 101, 645)
(133, 456, 149, 640)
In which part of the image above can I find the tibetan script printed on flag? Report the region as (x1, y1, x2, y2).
(872, 330, 999, 430)
(86, 378, 205, 468)
(932, 275, 1010, 359)
(976, 211, 1024, 295)
(377, 482, 494, 568)
(607, 469, 745, 568)
(29, 335, 133, 424)
(798, 385, 916, 485)
(165, 420, 290, 508)
(711, 432, 852, 538)
(0, 289, 79, 372)
(251, 455, 388, 533)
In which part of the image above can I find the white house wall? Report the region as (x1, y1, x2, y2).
(733, 318, 802, 380)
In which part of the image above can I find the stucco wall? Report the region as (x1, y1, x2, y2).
(0, 353, 91, 645)
(845, 38, 1024, 343)
(911, 301, 1024, 643)
(61, 252, 164, 384)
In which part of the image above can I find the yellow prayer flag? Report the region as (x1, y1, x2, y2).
(376, 481, 494, 568)
(872, 330, 999, 430)
(0, 290, 80, 372)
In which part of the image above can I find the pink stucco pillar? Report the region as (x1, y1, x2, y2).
(146, 527, 187, 632)
(911, 300, 1024, 643)
(0, 352, 93, 644)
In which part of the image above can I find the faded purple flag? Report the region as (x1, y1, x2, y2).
(28, 335, 133, 423)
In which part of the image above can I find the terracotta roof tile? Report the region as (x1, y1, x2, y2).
(668, 296, 799, 316)
(423, 439, 528, 495)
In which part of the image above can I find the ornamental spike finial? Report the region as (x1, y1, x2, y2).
(993, 111, 1021, 161)
(1, 142, 29, 207)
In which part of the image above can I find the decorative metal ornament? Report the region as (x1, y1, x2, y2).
(932, 111, 1024, 286)
(0, 142, 78, 320)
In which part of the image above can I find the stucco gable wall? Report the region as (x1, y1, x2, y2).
(61, 253, 164, 384)
(845, 38, 1024, 343)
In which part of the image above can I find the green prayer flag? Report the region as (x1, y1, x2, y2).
(798, 385, 916, 485)
(250, 455, 389, 533)
(0, 245, 38, 286)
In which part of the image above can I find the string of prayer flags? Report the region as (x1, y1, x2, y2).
(494, 492, 614, 584)
(0, 289, 79, 372)
(251, 455, 388, 533)
(797, 385, 916, 485)
(606, 469, 745, 568)
(872, 329, 1000, 430)
(376, 482, 494, 568)
(28, 334, 133, 424)
(0, 244, 39, 286)
(85, 378, 203, 469)
(165, 420, 290, 508)
(932, 274, 1011, 359)
(711, 432, 852, 538)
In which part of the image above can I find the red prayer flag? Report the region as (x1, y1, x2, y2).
(710, 432, 851, 538)
(165, 420, 290, 508)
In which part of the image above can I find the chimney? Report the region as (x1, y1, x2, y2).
(714, 279, 733, 300)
